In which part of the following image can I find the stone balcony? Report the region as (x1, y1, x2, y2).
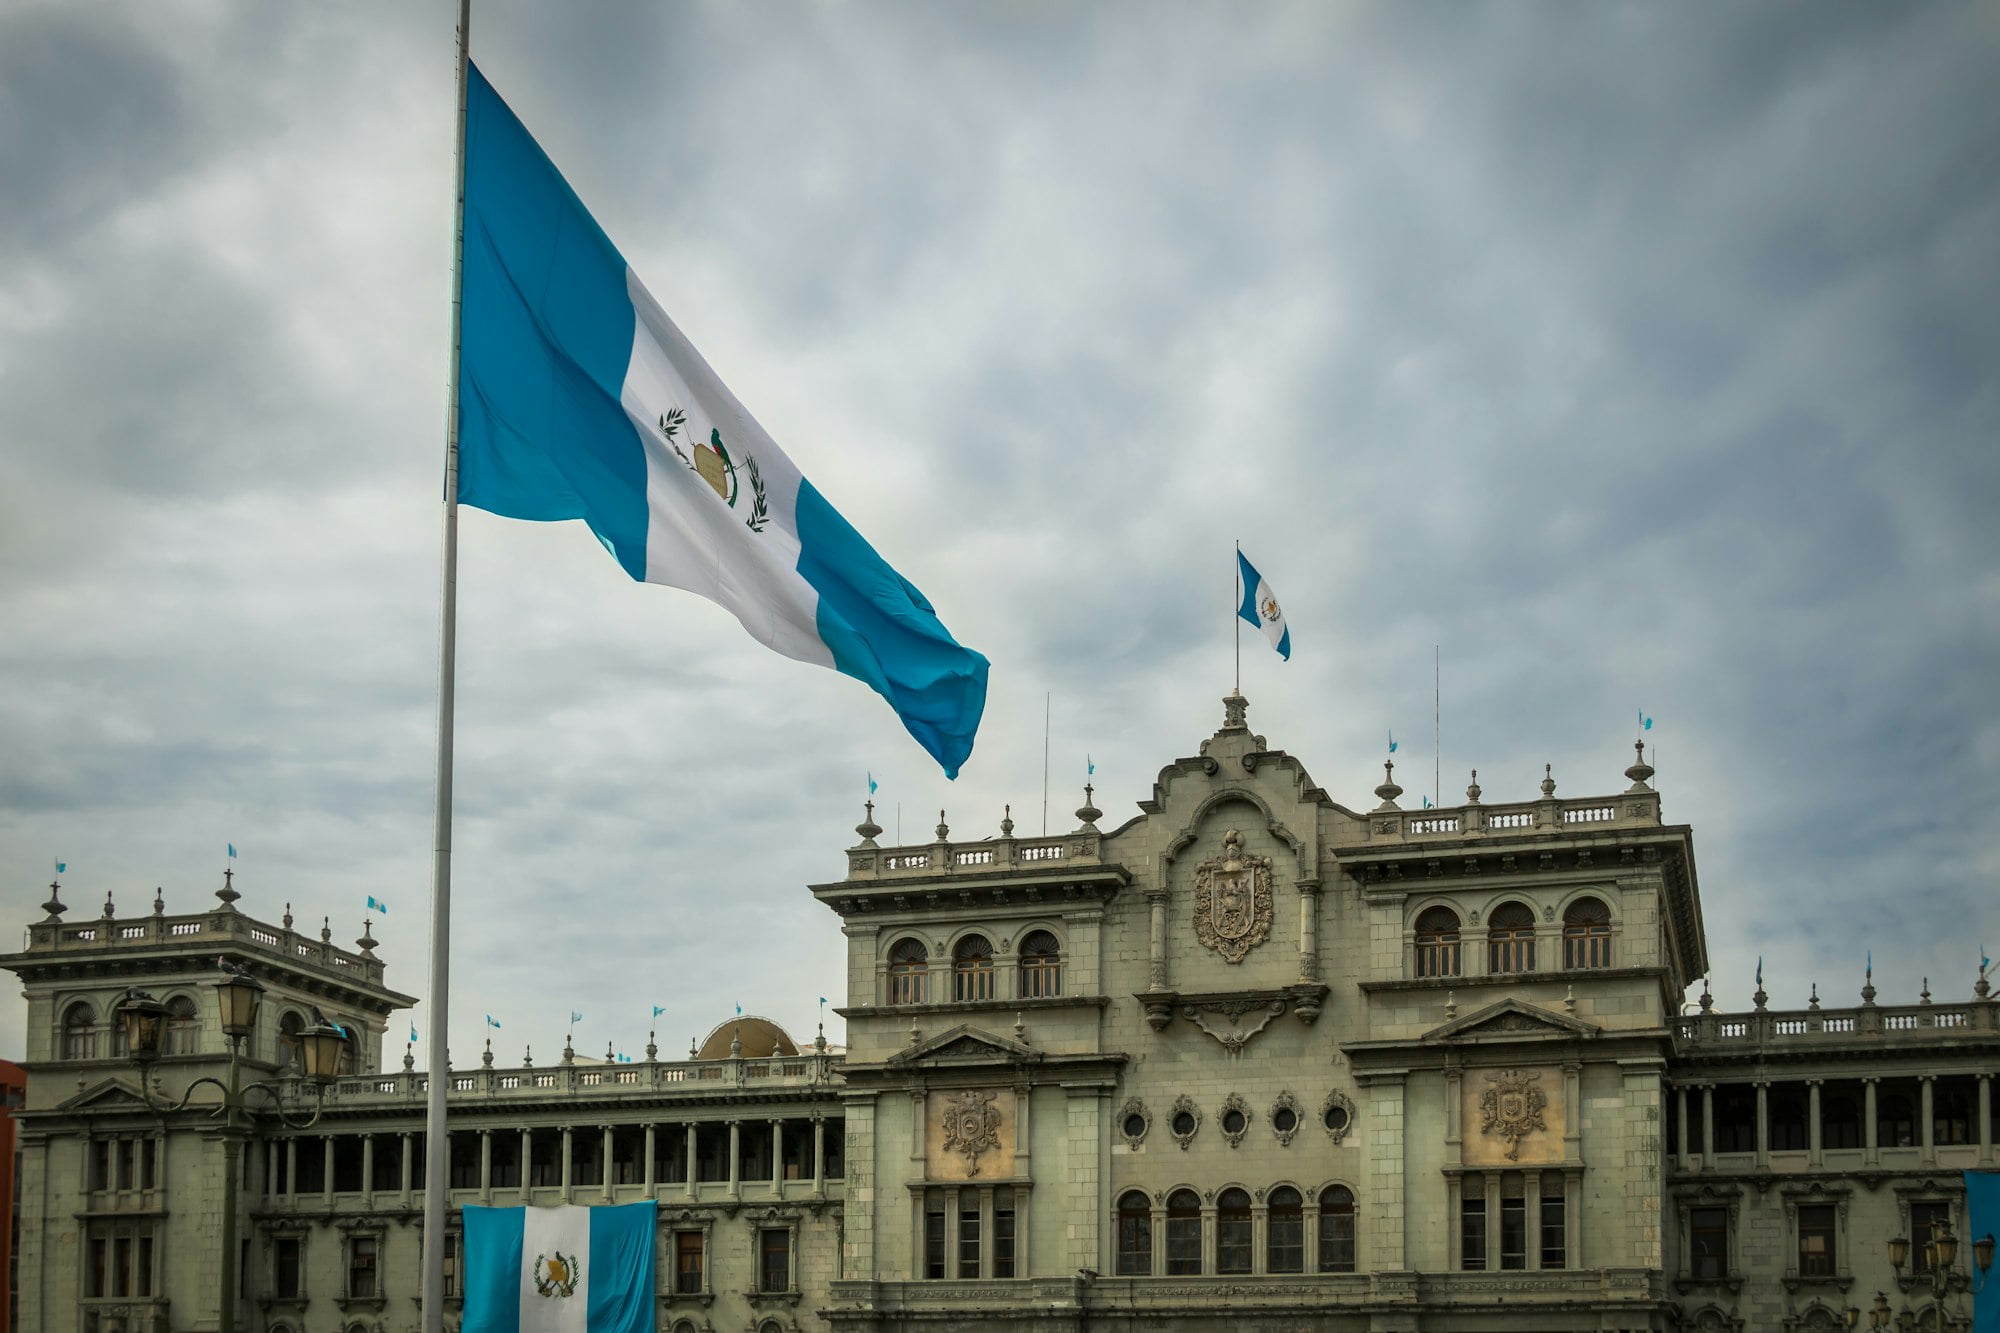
(1673, 994, 2000, 1051)
(314, 1049, 844, 1111)
(16, 902, 387, 988)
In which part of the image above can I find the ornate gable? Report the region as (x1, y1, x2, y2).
(55, 1076, 158, 1115)
(1420, 997, 1600, 1045)
(886, 1024, 1039, 1069)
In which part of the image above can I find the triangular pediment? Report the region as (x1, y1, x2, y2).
(888, 1024, 1040, 1068)
(56, 1076, 158, 1114)
(1420, 997, 1600, 1044)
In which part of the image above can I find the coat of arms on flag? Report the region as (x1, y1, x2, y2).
(533, 1249, 579, 1298)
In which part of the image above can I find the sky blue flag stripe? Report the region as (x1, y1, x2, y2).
(1970, 1171, 2000, 1332)
(455, 62, 987, 777)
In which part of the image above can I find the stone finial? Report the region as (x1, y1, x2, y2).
(1076, 783, 1102, 830)
(216, 867, 241, 911)
(1625, 740, 1656, 792)
(102, 889, 115, 920)
(1374, 760, 1403, 811)
(1444, 990, 1457, 1021)
(1465, 769, 1482, 805)
(358, 920, 378, 957)
(1698, 977, 1714, 1013)
(562, 1035, 575, 1065)
(999, 804, 1015, 838)
(815, 1021, 827, 1054)
(320, 916, 332, 945)
(1861, 957, 1877, 1007)
(1808, 983, 1820, 1011)
(1920, 977, 1931, 1006)
(524, 1045, 534, 1068)
(282, 901, 294, 931)
(854, 799, 882, 845)
(152, 886, 165, 917)
(606, 1040, 616, 1063)
(689, 1037, 698, 1059)
(729, 1025, 743, 1058)
(935, 810, 950, 842)
(645, 1030, 658, 1061)
(41, 878, 66, 924)
(1752, 981, 1767, 1011)
(1013, 1011, 1026, 1042)
(1539, 764, 1557, 799)
(403, 1044, 415, 1073)
(1222, 690, 1248, 732)
(482, 1038, 494, 1069)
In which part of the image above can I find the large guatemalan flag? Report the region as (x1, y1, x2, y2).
(1971, 1171, 2000, 1332)
(458, 63, 989, 777)
(462, 1202, 655, 1333)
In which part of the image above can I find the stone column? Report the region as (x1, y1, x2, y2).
(519, 1127, 531, 1202)
(322, 1137, 334, 1208)
(477, 1129, 490, 1204)
(1200, 1197, 1218, 1276)
(727, 1120, 741, 1201)
(285, 1139, 297, 1199)
(1676, 1086, 1691, 1172)
(1701, 1086, 1715, 1161)
(1807, 1082, 1823, 1167)
(1303, 1192, 1320, 1274)
(684, 1122, 697, 1199)
(1525, 1169, 1542, 1272)
(643, 1125, 656, 1197)
(361, 1134, 375, 1205)
(1251, 1197, 1268, 1276)
(1920, 1076, 1936, 1164)
(1754, 1083, 1769, 1168)
(1563, 1063, 1583, 1164)
(979, 1185, 995, 1279)
(771, 1120, 784, 1193)
(1864, 1078, 1879, 1166)
(1146, 889, 1170, 990)
(1978, 1075, 1993, 1165)
(1012, 1082, 1033, 1276)
(601, 1125, 615, 1201)
(560, 1126, 573, 1203)
(812, 1117, 826, 1195)
(1297, 879, 1321, 983)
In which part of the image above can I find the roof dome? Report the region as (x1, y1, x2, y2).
(694, 1015, 799, 1061)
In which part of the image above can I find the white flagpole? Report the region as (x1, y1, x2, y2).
(1234, 540, 1241, 695)
(422, 1, 471, 1328)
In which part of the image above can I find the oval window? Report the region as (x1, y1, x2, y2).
(1325, 1104, 1350, 1133)
(1171, 1111, 1196, 1137)
(1222, 1109, 1246, 1134)
(1123, 1114, 1147, 1139)
(1273, 1106, 1298, 1133)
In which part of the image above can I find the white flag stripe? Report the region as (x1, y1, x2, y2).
(519, 1205, 590, 1333)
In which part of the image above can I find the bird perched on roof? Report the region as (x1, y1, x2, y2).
(216, 956, 253, 977)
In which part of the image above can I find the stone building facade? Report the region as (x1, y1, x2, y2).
(4, 694, 1995, 1332)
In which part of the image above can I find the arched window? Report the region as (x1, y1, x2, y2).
(1319, 1185, 1357, 1272)
(952, 935, 995, 1002)
(1018, 930, 1062, 998)
(1114, 1190, 1152, 1275)
(1487, 902, 1536, 974)
(1268, 1186, 1304, 1273)
(1561, 898, 1612, 969)
(887, 938, 929, 1005)
(62, 1002, 98, 1060)
(1165, 1189, 1202, 1275)
(162, 995, 200, 1056)
(1414, 907, 1461, 978)
(278, 1011, 306, 1070)
(1216, 1188, 1252, 1274)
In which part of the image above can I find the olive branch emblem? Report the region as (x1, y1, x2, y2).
(658, 408, 769, 533)
(533, 1250, 580, 1298)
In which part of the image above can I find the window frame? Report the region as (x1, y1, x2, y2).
(887, 937, 931, 1006)
(1115, 1191, 1153, 1276)
(1413, 906, 1462, 978)
(1319, 1184, 1357, 1273)
(951, 934, 996, 1003)
(1017, 929, 1062, 998)
(1267, 1186, 1304, 1274)
(1559, 896, 1613, 969)
(1486, 901, 1537, 975)
(1215, 1187, 1252, 1275)
(62, 1000, 99, 1060)
(1164, 1189, 1202, 1276)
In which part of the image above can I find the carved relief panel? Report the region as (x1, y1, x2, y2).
(925, 1089, 1016, 1180)
(1461, 1066, 1566, 1166)
(1192, 829, 1274, 964)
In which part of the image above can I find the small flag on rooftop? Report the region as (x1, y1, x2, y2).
(55, 861, 66, 875)
(366, 895, 388, 914)
(227, 843, 237, 859)
(652, 1004, 666, 1019)
(1638, 710, 1653, 732)
(1388, 730, 1398, 754)
(868, 772, 878, 795)
(570, 1010, 583, 1026)
(486, 1015, 502, 1030)
(410, 1022, 419, 1043)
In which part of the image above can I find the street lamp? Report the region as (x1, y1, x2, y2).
(1885, 1215, 1987, 1333)
(118, 972, 344, 1333)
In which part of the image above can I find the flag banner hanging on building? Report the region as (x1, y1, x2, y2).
(456, 63, 988, 777)
(1969, 1171, 2000, 1332)
(463, 1202, 655, 1333)
(1236, 549, 1290, 660)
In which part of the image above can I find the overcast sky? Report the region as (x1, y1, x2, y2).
(2, 2, 1995, 1067)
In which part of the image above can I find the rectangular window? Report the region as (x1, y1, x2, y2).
(1165, 1214, 1202, 1276)
(89, 1237, 107, 1298)
(296, 1140, 327, 1194)
(1499, 1175, 1526, 1270)
(1797, 1204, 1836, 1277)
(275, 1236, 302, 1298)
(1488, 934, 1534, 974)
(759, 1228, 790, 1293)
(491, 1135, 521, 1189)
(530, 1133, 561, 1187)
(332, 1137, 364, 1193)
(443, 1231, 462, 1299)
(1461, 1187, 1487, 1271)
(953, 965, 995, 1003)
(924, 1206, 946, 1280)
(449, 1134, 480, 1190)
(1216, 1212, 1252, 1275)
(113, 1236, 131, 1297)
(1911, 1202, 1952, 1276)
(140, 1138, 156, 1191)
(137, 1234, 154, 1297)
(1415, 936, 1460, 977)
(1268, 1208, 1304, 1274)
(117, 1139, 136, 1191)
(90, 1140, 111, 1193)
(347, 1235, 378, 1298)
(994, 1191, 1016, 1278)
(1690, 1206, 1729, 1280)
(958, 1202, 981, 1277)
(1539, 1175, 1566, 1269)
(675, 1231, 704, 1295)
(1319, 1202, 1356, 1273)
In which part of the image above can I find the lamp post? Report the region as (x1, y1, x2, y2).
(1885, 1215, 1994, 1332)
(118, 971, 345, 1333)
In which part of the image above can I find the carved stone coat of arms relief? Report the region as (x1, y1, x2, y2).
(1193, 829, 1274, 964)
(939, 1090, 1003, 1176)
(1478, 1069, 1548, 1161)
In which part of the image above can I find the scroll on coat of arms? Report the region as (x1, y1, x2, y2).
(1193, 829, 1274, 964)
